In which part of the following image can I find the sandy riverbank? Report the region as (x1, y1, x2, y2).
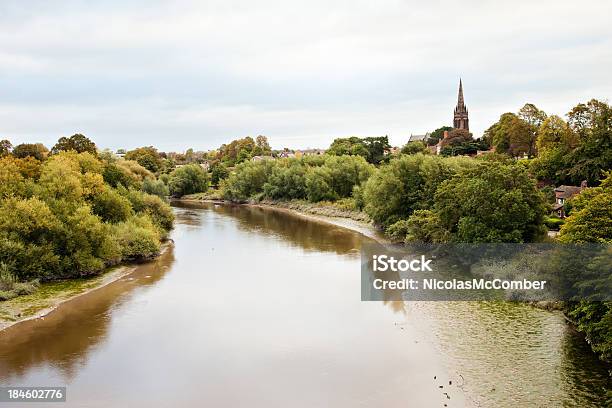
(0, 242, 173, 333)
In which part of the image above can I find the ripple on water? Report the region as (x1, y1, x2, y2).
(405, 301, 611, 407)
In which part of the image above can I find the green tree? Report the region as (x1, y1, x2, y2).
(51, 134, 97, 155)
(142, 178, 169, 198)
(434, 161, 547, 242)
(305, 167, 336, 202)
(363, 154, 460, 228)
(125, 146, 163, 173)
(401, 141, 428, 155)
(168, 164, 209, 197)
(426, 126, 453, 146)
(484, 113, 534, 157)
(535, 115, 577, 152)
(557, 172, 612, 364)
(564, 99, 612, 185)
(255, 135, 272, 156)
(92, 187, 133, 223)
(263, 161, 308, 200)
(328, 136, 390, 164)
(223, 160, 276, 201)
(210, 162, 230, 187)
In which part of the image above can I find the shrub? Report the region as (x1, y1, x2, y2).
(363, 154, 456, 228)
(168, 164, 209, 197)
(223, 160, 276, 201)
(305, 167, 337, 202)
(92, 187, 133, 223)
(142, 178, 169, 198)
(112, 215, 161, 260)
(263, 161, 308, 200)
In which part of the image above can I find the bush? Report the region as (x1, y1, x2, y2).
(0, 149, 173, 291)
(92, 187, 133, 223)
(223, 160, 276, 201)
(363, 154, 457, 228)
(112, 215, 161, 260)
(168, 164, 209, 197)
(434, 161, 548, 242)
(544, 216, 565, 230)
(263, 161, 307, 200)
(305, 167, 337, 202)
(121, 189, 174, 233)
(142, 178, 169, 198)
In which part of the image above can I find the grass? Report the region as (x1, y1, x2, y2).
(0, 265, 127, 326)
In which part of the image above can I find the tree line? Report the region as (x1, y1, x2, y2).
(0, 135, 175, 301)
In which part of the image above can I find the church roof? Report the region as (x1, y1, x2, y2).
(408, 134, 428, 142)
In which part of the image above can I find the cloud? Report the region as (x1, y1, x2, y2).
(0, 0, 610, 151)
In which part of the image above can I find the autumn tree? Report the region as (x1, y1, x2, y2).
(51, 134, 97, 155)
(12, 143, 48, 161)
(0, 139, 12, 157)
(125, 146, 163, 173)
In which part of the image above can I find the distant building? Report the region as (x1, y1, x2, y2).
(252, 155, 273, 161)
(302, 148, 326, 156)
(407, 133, 429, 143)
(552, 181, 587, 218)
(453, 79, 469, 131)
(278, 151, 295, 159)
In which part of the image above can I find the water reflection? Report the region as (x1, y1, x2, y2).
(174, 201, 363, 256)
(0, 247, 175, 383)
(0, 202, 609, 407)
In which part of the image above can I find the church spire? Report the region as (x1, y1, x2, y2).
(453, 78, 469, 131)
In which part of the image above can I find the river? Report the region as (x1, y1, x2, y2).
(0, 202, 609, 407)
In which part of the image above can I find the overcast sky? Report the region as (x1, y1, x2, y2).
(1, 0, 611, 152)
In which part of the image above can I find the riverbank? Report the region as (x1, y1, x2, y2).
(0, 242, 173, 333)
(176, 196, 387, 243)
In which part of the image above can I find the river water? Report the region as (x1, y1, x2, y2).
(0, 202, 609, 407)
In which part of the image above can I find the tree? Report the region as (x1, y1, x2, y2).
(264, 161, 308, 200)
(363, 154, 461, 228)
(223, 160, 276, 201)
(168, 164, 209, 197)
(518, 103, 547, 128)
(439, 128, 473, 147)
(217, 137, 260, 166)
(439, 139, 488, 157)
(535, 115, 577, 152)
(305, 167, 336, 202)
(51, 134, 97, 155)
(210, 162, 230, 187)
(426, 126, 453, 146)
(484, 113, 534, 157)
(125, 146, 163, 173)
(401, 141, 428, 155)
(557, 172, 612, 364)
(328, 137, 369, 159)
(328, 136, 390, 164)
(0, 139, 12, 157)
(255, 135, 272, 156)
(559, 172, 612, 243)
(564, 99, 612, 186)
(142, 178, 169, 199)
(434, 161, 548, 242)
(92, 187, 133, 223)
(12, 143, 48, 161)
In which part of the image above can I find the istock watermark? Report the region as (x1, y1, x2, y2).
(361, 243, 611, 302)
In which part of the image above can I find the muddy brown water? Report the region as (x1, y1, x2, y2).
(0, 202, 609, 407)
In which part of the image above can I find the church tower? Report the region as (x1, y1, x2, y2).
(453, 79, 469, 131)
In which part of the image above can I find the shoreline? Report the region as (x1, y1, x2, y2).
(0, 242, 173, 333)
(175, 197, 389, 243)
